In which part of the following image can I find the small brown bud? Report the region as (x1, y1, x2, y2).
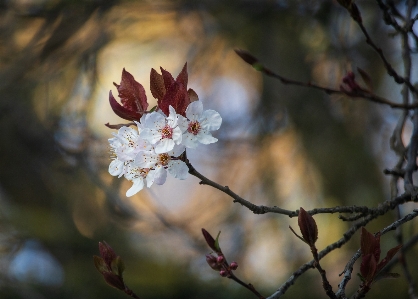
(298, 207, 318, 247)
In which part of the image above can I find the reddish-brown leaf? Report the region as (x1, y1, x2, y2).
(297, 207, 318, 246)
(188, 88, 199, 102)
(113, 68, 148, 115)
(176, 62, 188, 88)
(160, 67, 175, 90)
(109, 91, 141, 121)
(150, 68, 166, 101)
(360, 253, 377, 283)
(202, 228, 218, 252)
(360, 227, 381, 262)
(376, 244, 402, 273)
(159, 81, 190, 116)
(234, 49, 259, 65)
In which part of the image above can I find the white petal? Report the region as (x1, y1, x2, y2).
(181, 132, 198, 149)
(177, 115, 189, 132)
(140, 128, 162, 144)
(169, 144, 186, 157)
(144, 111, 166, 129)
(168, 160, 189, 180)
(166, 106, 178, 127)
(109, 159, 125, 177)
(197, 132, 218, 144)
(200, 110, 222, 131)
(155, 138, 175, 154)
(146, 169, 155, 187)
(153, 165, 167, 185)
(119, 126, 138, 140)
(186, 101, 203, 120)
(171, 126, 183, 144)
(135, 151, 158, 168)
(126, 178, 144, 197)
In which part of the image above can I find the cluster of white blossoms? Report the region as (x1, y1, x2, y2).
(108, 101, 222, 197)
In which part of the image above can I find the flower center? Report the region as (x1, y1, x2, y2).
(160, 125, 173, 139)
(139, 168, 150, 178)
(158, 153, 170, 166)
(187, 121, 201, 135)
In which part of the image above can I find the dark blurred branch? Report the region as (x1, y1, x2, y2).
(229, 273, 265, 299)
(352, 5, 418, 97)
(234, 50, 418, 109)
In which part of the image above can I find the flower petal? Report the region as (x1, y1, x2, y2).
(109, 159, 125, 177)
(169, 144, 186, 157)
(135, 151, 158, 168)
(126, 178, 144, 197)
(155, 138, 175, 154)
(153, 165, 167, 185)
(166, 106, 178, 127)
(140, 128, 162, 144)
(168, 160, 188, 180)
(172, 126, 183, 144)
(197, 132, 218, 144)
(182, 132, 198, 149)
(200, 110, 222, 131)
(186, 101, 203, 120)
(146, 169, 156, 187)
(144, 111, 166, 129)
(177, 115, 189, 132)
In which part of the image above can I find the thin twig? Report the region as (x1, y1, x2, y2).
(229, 273, 266, 299)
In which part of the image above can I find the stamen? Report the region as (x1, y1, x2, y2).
(158, 153, 170, 166)
(188, 121, 201, 135)
(160, 125, 173, 139)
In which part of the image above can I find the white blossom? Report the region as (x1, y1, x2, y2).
(140, 106, 188, 154)
(135, 144, 188, 185)
(108, 123, 151, 162)
(181, 101, 222, 149)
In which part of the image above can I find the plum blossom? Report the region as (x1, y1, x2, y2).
(135, 145, 188, 185)
(108, 122, 151, 162)
(123, 163, 156, 197)
(182, 101, 222, 149)
(140, 106, 188, 154)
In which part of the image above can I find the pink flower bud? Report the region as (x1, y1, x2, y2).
(230, 261, 238, 270)
(217, 255, 224, 264)
(219, 270, 228, 277)
(206, 254, 222, 271)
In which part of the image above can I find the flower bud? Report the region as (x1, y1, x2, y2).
(99, 241, 117, 267)
(230, 261, 238, 270)
(206, 254, 222, 271)
(219, 270, 228, 277)
(217, 255, 224, 264)
(298, 207, 318, 247)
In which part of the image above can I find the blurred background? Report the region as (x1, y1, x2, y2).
(0, 0, 417, 298)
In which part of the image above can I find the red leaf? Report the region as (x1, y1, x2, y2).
(376, 244, 402, 273)
(188, 88, 199, 102)
(176, 62, 188, 89)
(234, 49, 259, 65)
(297, 207, 318, 246)
(360, 227, 381, 262)
(159, 81, 189, 116)
(113, 68, 148, 116)
(150, 68, 166, 101)
(202, 228, 219, 253)
(160, 67, 175, 90)
(360, 253, 377, 283)
(109, 91, 141, 121)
